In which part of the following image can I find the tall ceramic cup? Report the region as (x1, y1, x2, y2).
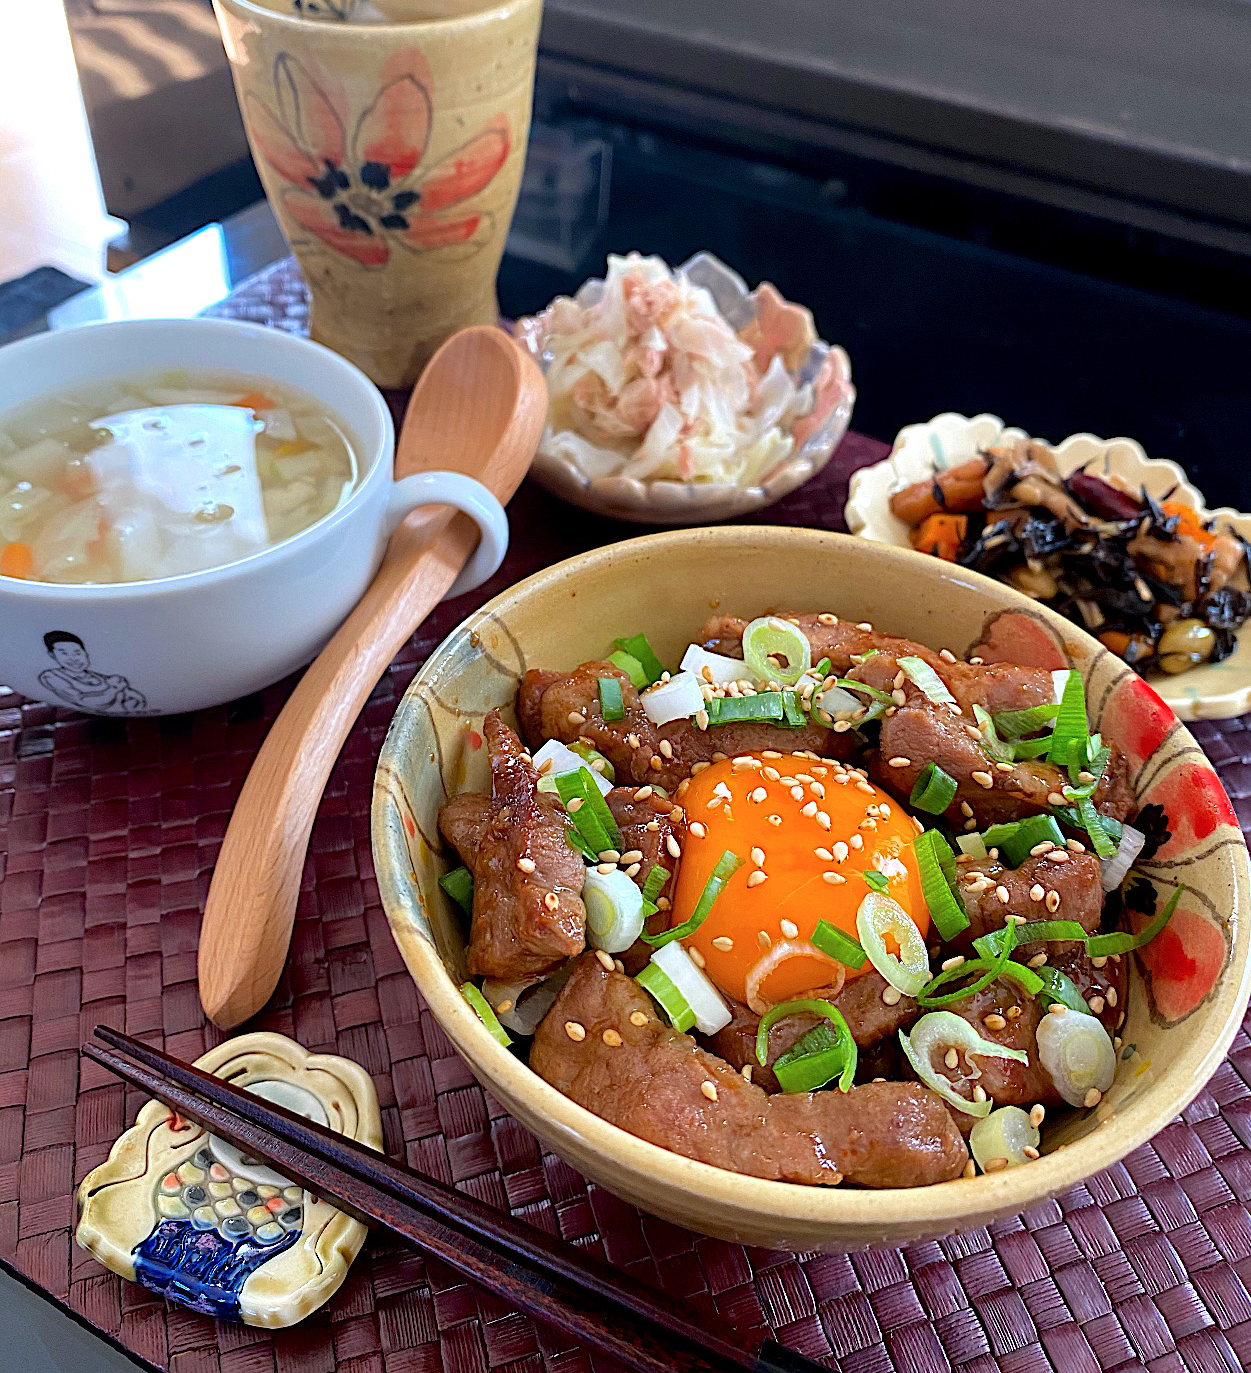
(214, 0, 541, 386)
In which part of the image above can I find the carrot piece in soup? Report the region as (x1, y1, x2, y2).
(0, 542, 33, 578)
(231, 391, 277, 412)
(912, 512, 967, 561)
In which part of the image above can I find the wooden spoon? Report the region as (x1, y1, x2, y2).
(198, 327, 547, 1029)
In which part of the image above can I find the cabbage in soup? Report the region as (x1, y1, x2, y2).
(0, 370, 360, 584)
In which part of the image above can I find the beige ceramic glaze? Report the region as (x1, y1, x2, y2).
(214, 0, 540, 386)
(76, 1033, 382, 1326)
(371, 527, 1251, 1251)
(845, 412, 1251, 720)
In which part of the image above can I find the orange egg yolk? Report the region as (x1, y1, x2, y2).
(670, 753, 929, 1007)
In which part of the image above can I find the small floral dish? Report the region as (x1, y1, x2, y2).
(845, 412, 1251, 721)
(518, 252, 856, 524)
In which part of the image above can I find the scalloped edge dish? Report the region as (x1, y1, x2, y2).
(845, 413, 1251, 721)
(522, 252, 856, 525)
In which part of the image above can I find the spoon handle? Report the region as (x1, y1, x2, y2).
(199, 329, 546, 1029)
(197, 513, 478, 1028)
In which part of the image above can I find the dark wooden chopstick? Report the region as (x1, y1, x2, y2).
(85, 1027, 822, 1373)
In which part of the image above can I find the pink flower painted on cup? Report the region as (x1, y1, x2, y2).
(246, 50, 510, 268)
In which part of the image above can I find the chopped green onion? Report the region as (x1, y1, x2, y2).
(957, 831, 989, 859)
(742, 616, 812, 687)
(1087, 885, 1183, 957)
(608, 648, 648, 689)
(829, 677, 894, 707)
(439, 865, 474, 916)
(811, 919, 867, 969)
(910, 763, 958, 814)
(644, 850, 742, 947)
(565, 827, 598, 861)
(705, 692, 785, 725)
(462, 982, 511, 1046)
(992, 703, 1060, 739)
(640, 864, 671, 905)
(975, 921, 1088, 955)
(598, 676, 625, 722)
(755, 998, 856, 1092)
(554, 769, 622, 853)
(814, 657, 832, 678)
(856, 892, 930, 995)
(1076, 796, 1118, 858)
(913, 829, 970, 939)
(862, 870, 890, 894)
(1010, 736, 1054, 760)
(1051, 806, 1122, 844)
(973, 704, 1015, 763)
(899, 1012, 1026, 1117)
(1034, 964, 1095, 1015)
(569, 739, 615, 782)
(998, 961, 1046, 997)
(772, 1022, 854, 1094)
(898, 655, 957, 707)
(584, 868, 645, 953)
(994, 814, 1066, 867)
(917, 922, 1016, 1007)
(1047, 668, 1089, 765)
(780, 690, 807, 727)
(614, 633, 666, 685)
(635, 960, 696, 1032)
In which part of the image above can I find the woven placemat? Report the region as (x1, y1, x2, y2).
(3, 259, 1251, 1373)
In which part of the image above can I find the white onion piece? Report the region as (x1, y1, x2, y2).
(813, 684, 861, 719)
(584, 868, 645, 953)
(640, 670, 704, 726)
(856, 893, 930, 996)
(743, 939, 844, 1015)
(482, 965, 573, 1036)
(680, 643, 749, 686)
(899, 1012, 1028, 1118)
(1052, 669, 1072, 705)
(531, 739, 612, 796)
(1100, 821, 1146, 891)
(969, 1106, 1040, 1171)
(1036, 1005, 1116, 1106)
(650, 941, 731, 1035)
(957, 832, 989, 860)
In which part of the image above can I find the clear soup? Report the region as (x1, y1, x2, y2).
(0, 369, 360, 584)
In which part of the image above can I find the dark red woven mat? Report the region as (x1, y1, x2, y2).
(5, 259, 1251, 1373)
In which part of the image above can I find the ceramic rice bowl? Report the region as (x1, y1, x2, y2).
(371, 526, 1251, 1251)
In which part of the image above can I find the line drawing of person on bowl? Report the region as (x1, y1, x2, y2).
(38, 631, 148, 713)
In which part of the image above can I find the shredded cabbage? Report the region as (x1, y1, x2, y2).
(520, 254, 816, 489)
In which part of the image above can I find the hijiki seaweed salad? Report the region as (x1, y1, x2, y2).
(437, 613, 1180, 1188)
(890, 438, 1251, 678)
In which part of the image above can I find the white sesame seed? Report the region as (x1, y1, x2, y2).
(751, 846, 766, 866)
(882, 986, 903, 1005)
(940, 648, 958, 663)
(818, 613, 838, 625)
(892, 689, 907, 705)
(695, 709, 710, 730)
(625, 863, 641, 878)
(688, 947, 706, 968)
(758, 930, 771, 949)
(944, 1047, 959, 1070)
(599, 850, 621, 863)
(666, 835, 681, 859)
(972, 1085, 988, 1103)
(995, 762, 1015, 773)
(596, 862, 617, 875)
(963, 1160, 977, 1179)
(1045, 891, 1061, 913)
(742, 1064, 754, 1082)
(1048, 1002, 1067, 1016)
(1048, 850, 1070, 864)
(1030, 1104, 1045, 1128)
(779, 919, 799, 939)
(649, 756, 663, 772)
(983, 1013, 1007, 1031)
(762, 750, 783, 759)
(1029, 884, 1045, 902)
(565, 1021, 586, 1041)
(568, 797, 584, 813)
(811, 782, 826, 799)
(1089, 995, 1106, 1014)
(801, 801, 818, 818)
(767, 814, 783, 827)
(701, 1081, 718, 1102)
(888, 756, 912, 768)
(880, 802, 891, 817)
(1047, 791, 1067, 807)
(941, 956, 965, 971)
(763, 767, 781, 781)
(689, 822, 708, 838)
(817, 812, 832, 829)
(960, 802, 974, 818)
(747, 871, 768, 888)
(1023, 1146, 1040, 1161)
(823, 872, 846, 885)
(1028, 952, 1048, 968)
(983, 1156, 1007, 1172)
(857, 622, 873, 631)
(750, 787, 768, 803)
(790, 785, 805, 801)
(1066, 839, 1086, 853)
(849, 833, 863, 850)
(595, 949, 615, 971)
(815, 848, 834, 861)
(568, 711, 586, 726)
(712, 936, 734, 952)
(1030, 842, 1055, 856)
(496, 1000, 514, 1014)
(691, 762, 710, 775)
(544, 892, 560, 911)
(965, 724, 983, 741)
(972, 771, 994, 789)
(1083, 1088, 1102, 1109)
(1107, 987, 1118, 1007)
(1091, 955, 1108, 968)
(517, 856, 536, 874)
(996, 885, 1011, 904)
